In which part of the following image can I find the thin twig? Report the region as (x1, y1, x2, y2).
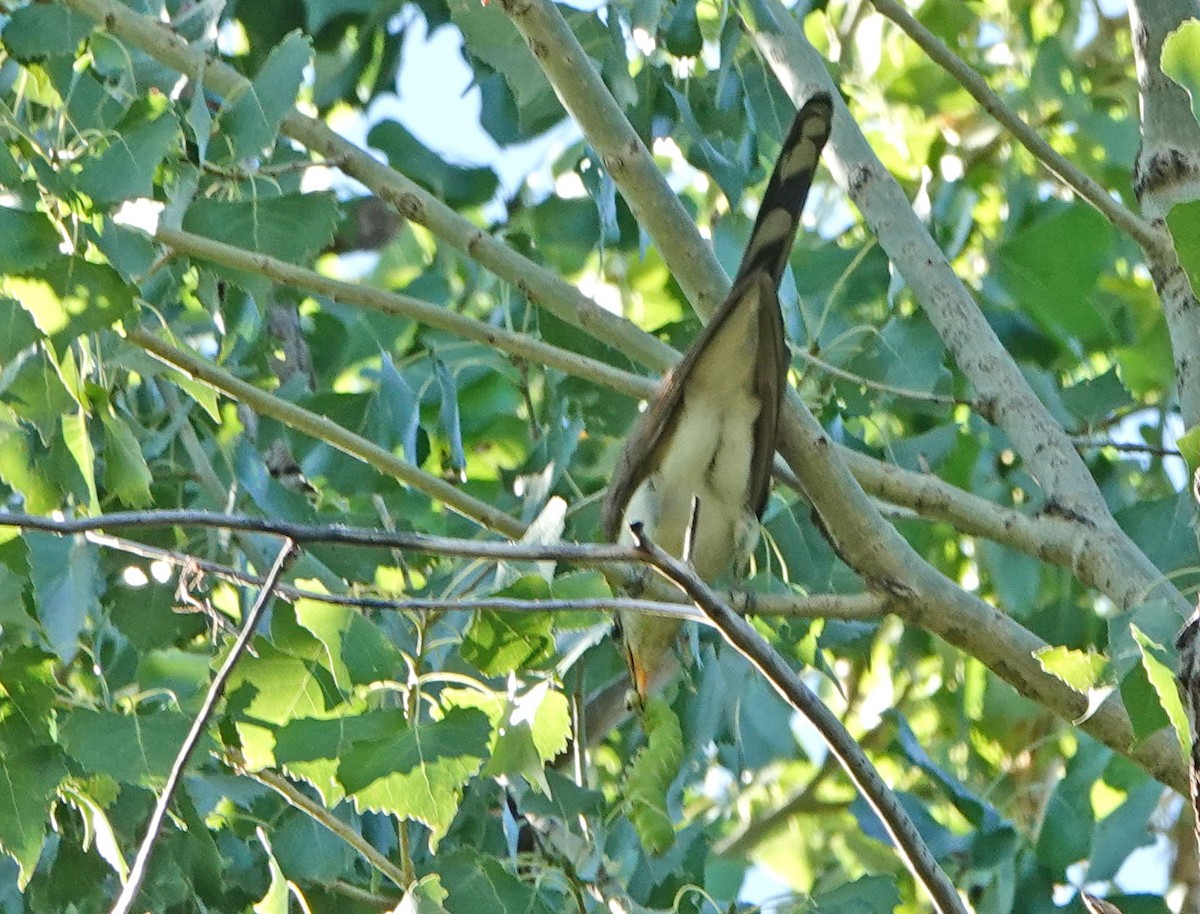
(1071, 438, 1183, 458)
(794, 348, 967, 407)
(248, 767, 408, 889)
(90, 528, 879, 622)
(329, 880, 401, 909)
(1, 507, 627, 561)
(127, 327, 527, 538)
(110, 539, 297, 914)
(90, 526, 706, 621)
(156, 226, 652, 401)
(867, 0, 1159, 251)
(628, 521, 968, 914)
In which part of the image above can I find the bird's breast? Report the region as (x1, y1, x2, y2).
(620, 303, 764, 580)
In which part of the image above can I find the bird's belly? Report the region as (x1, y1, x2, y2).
(622, 382, 761, 581)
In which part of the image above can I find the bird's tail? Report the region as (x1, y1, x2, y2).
(730, 92, 835, 292)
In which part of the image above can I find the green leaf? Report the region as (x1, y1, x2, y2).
(0, 209, 62, 275)
(1179, 424, 1200, 476)
(368, 121, 499, 209)
(182, 192, 341, 266)
(0, 740, 66, 889)
(436, 849, 554, 914)
(1167, 200, 1200, 301)
(0, 297, 42, 363)
(26, 531, 99, 662)
(666, 85, 750, 208)
(1034, 644, 1107, 692)
(0, 412, 59, 513)
(5, 256, 133, 342)
(461, 582, 556, 676)
(75, 113, 179, 204)
(253, 840, 289, 914)
(1087, 778, 1161, 882)
(0, 648, 57, 747)
(185, 72, 215, 165)
(293, 596, 403, 689)
(273, 711, 398, 806)
(446, 0, 555, 112)
(213, 31, 312, 162)
(1162, 19, 1200, 128)
(396, 874, 451, 914)
(809, 875, 903, 914)
(338, 707, 491, 848)
(993, 205, 1116, 349)
(432, 356, 466, 476)
(624, 696, 683, 854)
(551, 570, 612, 600)
(59, 709, 208, 787)
(1034, 737, 1109, 873)
(446, 681, 571, 793)
(227, 642, 339, 729)
(1131, 625, 1189, 762)
(1119, 660, 1172, 745)
(304, 0, 380, 33)
(660, 0, 703, 57)
(368, 349, 421, 461)
(61, 410, 98, 512)
(1, 6, 92, 61)
(269, 806, 355, 885)
(100, 411, 153, 507)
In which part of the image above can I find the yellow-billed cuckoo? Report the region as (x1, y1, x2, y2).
(602, 93, 834, 698)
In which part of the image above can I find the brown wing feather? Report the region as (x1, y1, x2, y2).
(602, 93, 833, 539)
(747, 275, 787, 518)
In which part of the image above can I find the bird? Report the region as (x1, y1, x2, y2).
(601, 92, 834, 699)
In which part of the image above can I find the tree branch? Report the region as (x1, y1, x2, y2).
(742, 0, 1109, 524)
(59, 0, 679, 375)
(465, 0, 1187, 782)
(744, 0, 1188, 616)
(867, 0, 1159, 250)
(2, 510, 880, 621)
(1129, 0, 1200, 428)
(773, 384, 1187, 794)
(497, 0, 732, 321)
(871, 0, 1200, 429)
(630, 521, 968, 914)
(248, 767, 409, 890)
(110, 539, 296, 914)
(126, 327, 527, 538)
(155, 226, 651, 401)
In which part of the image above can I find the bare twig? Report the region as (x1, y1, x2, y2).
(1, 507, 625, 561)
(110, 539, 297, 914)
(156, 226, 650, 401)
(629, 520, 968, 914)
(92, 526, 708, 621)
(248, 767, 408, 889)
(867, 0, 1158, 250)
(794, 348, 967, 407)
(5, 509, 881, 624)
(127, 327, 527, 538)
(1071, 438, 1183, 458)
